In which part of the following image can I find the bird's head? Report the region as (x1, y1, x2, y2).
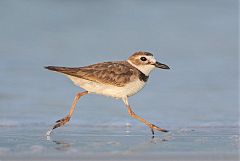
(127, 51, 170, 76)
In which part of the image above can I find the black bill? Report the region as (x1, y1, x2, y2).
(154, 62, 170, 69)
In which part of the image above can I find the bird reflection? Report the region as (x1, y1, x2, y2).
(52, 140, 72, 151)
(46, 136, 72, 151)
(45, 128, 172, 153)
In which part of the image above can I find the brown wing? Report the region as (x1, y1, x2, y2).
(45, 61, 138, 87)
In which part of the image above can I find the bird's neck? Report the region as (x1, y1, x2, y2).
(127, 60, 155, 76)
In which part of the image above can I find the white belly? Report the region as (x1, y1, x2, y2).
(67, 76, 146, 99)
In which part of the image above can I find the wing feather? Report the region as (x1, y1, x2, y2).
(45, 61, 138, 87)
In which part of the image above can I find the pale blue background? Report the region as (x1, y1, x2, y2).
(0, 0, 238, 129)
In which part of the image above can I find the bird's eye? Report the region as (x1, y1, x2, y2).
(140, 57, 147, 61)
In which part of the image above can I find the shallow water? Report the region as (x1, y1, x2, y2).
(0, 125, 239, 160)
(0, 0, 239, 160)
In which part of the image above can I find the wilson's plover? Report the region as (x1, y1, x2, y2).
(45, 51, 170, 136)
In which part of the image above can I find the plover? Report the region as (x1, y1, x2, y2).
(45, 51, 170, 136)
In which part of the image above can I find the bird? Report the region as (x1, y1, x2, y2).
(45, 51, 170, 136)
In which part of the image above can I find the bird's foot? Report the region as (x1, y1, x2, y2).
(54, 115, 71, 129)
(46, 115, 71, 136)
(150, 124, 168, 135)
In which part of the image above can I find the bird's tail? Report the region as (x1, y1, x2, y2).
(44, 66, 80, 76)
(45, 66, 67, 72)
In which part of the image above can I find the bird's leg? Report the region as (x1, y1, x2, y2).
(122, 97, 168, 135)
(46, 91, 88, 136)
(126, 106, 168, 134)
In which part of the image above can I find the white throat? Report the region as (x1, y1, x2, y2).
(127, 60, 155, 76)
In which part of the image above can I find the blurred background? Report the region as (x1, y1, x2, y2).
(0, 0, 238, 130)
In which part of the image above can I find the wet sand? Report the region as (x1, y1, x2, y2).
(0, 125, 239, 161)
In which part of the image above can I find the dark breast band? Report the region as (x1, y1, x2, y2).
(139, 71, 149, 82)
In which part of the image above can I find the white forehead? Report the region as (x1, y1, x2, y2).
(147, 55, 156, 63)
